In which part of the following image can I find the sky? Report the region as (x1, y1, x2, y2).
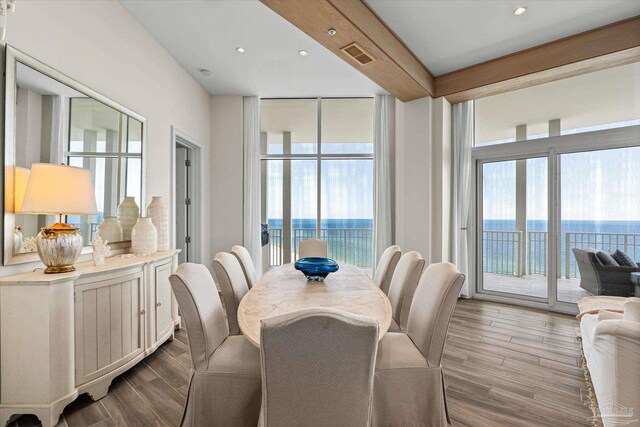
(483, 145, 640, 222)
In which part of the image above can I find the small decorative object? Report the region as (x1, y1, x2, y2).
(19, 163, 97, 273)
(97, 216, 122, 243)
(19, 236, 37, 253)
(91, 236, 110, 266)
(131, 217, 157, 255)
(147, 196, 169, 251)
(294, 257, 339, 281)
(117, 196, 139, 241)
(13, 225, 22, 253)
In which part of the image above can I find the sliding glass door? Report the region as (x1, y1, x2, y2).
(479, 156, 549, 301)
(557, 146, 640, 303)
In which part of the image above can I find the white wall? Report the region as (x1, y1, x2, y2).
(1, 1, 212, 276)
(210, 96, 244, 260)
(395, 97, 432, 260)
(394, 96, 453, 265)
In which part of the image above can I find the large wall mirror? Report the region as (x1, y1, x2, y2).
(3, 46, 146, 266)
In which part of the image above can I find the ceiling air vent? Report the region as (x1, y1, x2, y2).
(341, 42, 376, 66)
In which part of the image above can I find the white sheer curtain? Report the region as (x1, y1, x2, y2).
(243, 96, 262, 272)
(451, 101, 474, 297)
(373, 94, 395, 268)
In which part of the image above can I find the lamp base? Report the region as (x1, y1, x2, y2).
(35, 223, 84, 274)
(44, 265, 77, 274)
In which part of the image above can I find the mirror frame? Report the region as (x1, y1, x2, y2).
(2, 45, 147, 266)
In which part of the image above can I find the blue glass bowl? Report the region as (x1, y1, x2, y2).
(294, 257, 339, 281)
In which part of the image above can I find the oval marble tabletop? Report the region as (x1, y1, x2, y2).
(237, 263, 392, 347)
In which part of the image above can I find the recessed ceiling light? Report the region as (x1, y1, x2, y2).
(199, 69, 211, 77)
(298, 50, 308, 56)
(236, 47, 246, 53)
(513, 7, 527, 15)
(328, 28, 337, 36)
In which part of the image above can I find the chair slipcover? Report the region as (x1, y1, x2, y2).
(373, 262, 465, 427)
(260, 308, 379, 427)
(298, 238, 328, 259)
(386, 251, 425, 331)
(374, 245, 402, 295)
(232, 245, 259, 289)
(213, 252, 250, 335)
(169, 263, 261, 427)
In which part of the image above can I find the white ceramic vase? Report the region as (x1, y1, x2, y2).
(147, 196, 169, 251)
(117, 196, 139, 241)
(131, 217, 157, 255)
(97, 217, 122, 243)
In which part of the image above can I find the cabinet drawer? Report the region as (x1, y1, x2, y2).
(74, 272, 144, 386)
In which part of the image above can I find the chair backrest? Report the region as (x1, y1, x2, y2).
(231, 245, 258, 289)
(374, 245, 401, 294)
(212, 252, 250, 335)
(169, 263, 228, 371)
(572, 248, 600, 281)
(406, 262, 465, 366)
(298, 238, 328, 259)
(387, 251, 425, 330)
(260, 308, 378, 427)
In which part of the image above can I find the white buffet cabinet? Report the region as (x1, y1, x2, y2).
(0, 250, 181, 427)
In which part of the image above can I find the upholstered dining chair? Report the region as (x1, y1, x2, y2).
(372, 262, 465, 427)
(386, 251, 425, 332)
(213, 252, 250, 335)
(373, 245, 402, 295)
(298, 238, 328, 259)
(169, 263, 261, 427)
(259, 308, 379, 427)
(231, 245, 258, 289)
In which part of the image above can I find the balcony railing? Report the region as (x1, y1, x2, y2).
(268, 227, 373, 268)
(482, 229, 640, 278)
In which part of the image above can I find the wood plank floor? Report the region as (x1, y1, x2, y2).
(9, 299, 592, 427)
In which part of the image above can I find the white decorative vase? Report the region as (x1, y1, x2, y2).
(97, 217, 122, 243)
(147, 196, 169, 251)
(131, 217, 157, 255)
(117, 196, 139, 241)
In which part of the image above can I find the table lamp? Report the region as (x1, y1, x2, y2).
(20, 163, 98, 273)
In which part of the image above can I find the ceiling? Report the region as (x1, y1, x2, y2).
(120, 0, 383, 97)
(475, 61, 640, 143)
(366, 0, 640, 76)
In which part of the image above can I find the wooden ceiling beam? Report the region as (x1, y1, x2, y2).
(435, 16, 640, 102)
(260, 0, 434, 102)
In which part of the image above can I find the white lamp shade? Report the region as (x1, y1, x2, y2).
(21, 163, 98, 216)
(13, 166, 30, 213)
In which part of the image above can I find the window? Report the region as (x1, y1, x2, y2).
(65, 98, 144, 243)
(474, 62, 640, 311)
(475, 62, 640, 146)
(260, 98, 374, 269)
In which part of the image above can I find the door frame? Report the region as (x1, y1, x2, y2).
(471, 124, 640, 314)
(171, 126, 203, 264)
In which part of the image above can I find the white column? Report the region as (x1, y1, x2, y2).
(549, 119, 561, 278)
(515, 125, 527, 276)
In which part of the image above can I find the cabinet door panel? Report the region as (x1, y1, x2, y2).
(75, 273, 144, 386)
(155, 261, 174, 342)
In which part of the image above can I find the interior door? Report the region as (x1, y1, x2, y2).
(175, 146, 191, 264)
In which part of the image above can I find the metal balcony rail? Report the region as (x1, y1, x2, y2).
(268, 227, 373, 268)
(482, 229, 640, 278)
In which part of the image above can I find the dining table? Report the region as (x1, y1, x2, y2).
(237, 262, 393, 347)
